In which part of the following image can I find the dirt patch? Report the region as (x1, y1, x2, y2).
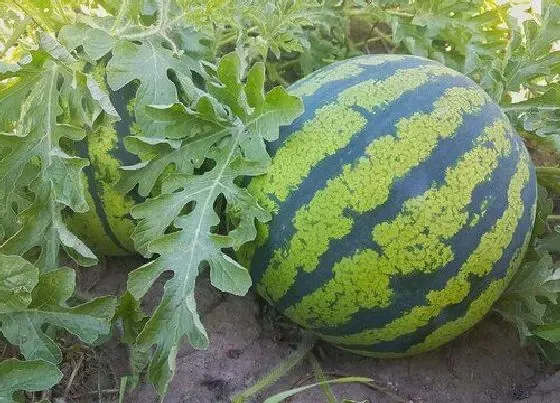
(67, 257, 560, 402)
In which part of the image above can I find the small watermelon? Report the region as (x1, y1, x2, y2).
(244, 54, 537, 356)
(66, 85, 138, 256)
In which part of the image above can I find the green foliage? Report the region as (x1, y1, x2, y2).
(123, 53, 301, 395)
(176, 0, 330, 60)
(0, 358, 62, 402)
(2, 0, 560, 400)
(0, 0, 307, 398)
(0, 255, 117, 363)
(0, 254, 115, 397)
(0, 45, 100, 270)
(494, 251, 560, 342)
(499, 1, 560, 143)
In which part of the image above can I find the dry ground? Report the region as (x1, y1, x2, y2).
(41, 256, 559, 403)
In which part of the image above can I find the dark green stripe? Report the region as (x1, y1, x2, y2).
(330, 144, 535, 352)
(313, 134, 522, 337)
(251, 74, 478, 287)
(76, 139, 130, 254)
(270, 78, 489, 312)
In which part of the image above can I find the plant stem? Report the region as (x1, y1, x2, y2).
(385, 10, 415, 18)
(374, 27, 393, 52)
(332, 372, 409, 403)
(119, 0, 170, 39)
(502, 105, 560, 112)
(231, 334, 317, 403)
(308, 354, 337, 403)
(111, 0, 131, 34)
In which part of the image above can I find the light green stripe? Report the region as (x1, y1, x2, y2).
(406, 234, 530, 355)
(337, 65, 460, 111)
(258, 86, 488, 303)
(322, 146, 531, 345)
(336, 231, 531, 357)
(251, 64, 461, 214)
(291, 54, 409, 98)
(250, 104, 367, 212)
(284, 118, 514, 329)
(88, 124, 135, 251)
(67, 175, 125, 256)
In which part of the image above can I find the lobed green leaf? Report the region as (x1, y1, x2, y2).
(123, 51, 302, 397)
(0, 359, 62, 403)
(0, 255, 118, 364)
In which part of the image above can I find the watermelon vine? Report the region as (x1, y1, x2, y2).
(1, 0, 560, 401)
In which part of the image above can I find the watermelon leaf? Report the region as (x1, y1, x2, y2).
(123, 51, 302, 396)
(0, 48, 99, 270)
(0, 254, 118, 364)
(494, 184, 560, 346)
(503, 85, 560, 138)
(502, 2, 560, 92)
(494, 252, 560, 343)
(534, 323, 560, 343)
(58, 23, 117, 62)
(232, 0, 324, 59)
(0, 359, 62, 403)
(0, 255, 38, 314)
(106, 39, 189, 137)
(117, 100, 230, 200)
(499, 2, 560, 140)
(4, 1, 560, 400)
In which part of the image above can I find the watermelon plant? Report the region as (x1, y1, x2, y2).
(1, 0, 560, 401)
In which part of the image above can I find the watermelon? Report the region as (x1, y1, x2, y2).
(66, 85, 138, 256)
(244, 54, 537, 356)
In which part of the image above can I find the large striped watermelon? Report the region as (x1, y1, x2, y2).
(245, 54, 537, 356)
(66, 85, 138, 256)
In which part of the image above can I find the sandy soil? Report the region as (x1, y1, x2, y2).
(43, 256, 556, 403)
